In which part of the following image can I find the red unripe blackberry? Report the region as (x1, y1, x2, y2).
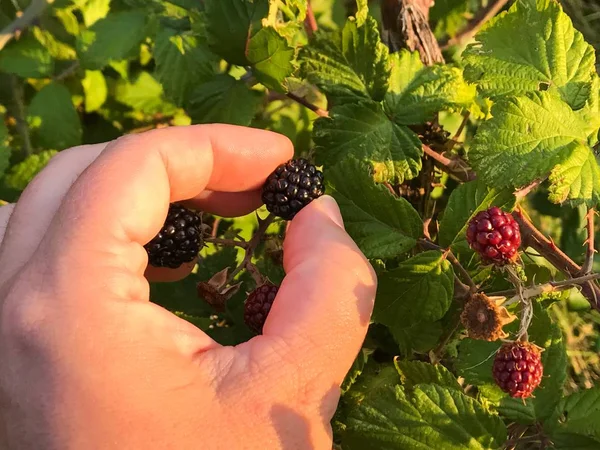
(492, 341, 543, 398)
(262, 159, 325, 220)
(466, 207, 521, 265)
(244, 283, 279, 334)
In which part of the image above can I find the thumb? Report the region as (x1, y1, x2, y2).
(262, 196, 377, 385)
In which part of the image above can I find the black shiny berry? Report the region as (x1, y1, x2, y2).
(144, 203, 202, 269)
(262, 159, 325, 220)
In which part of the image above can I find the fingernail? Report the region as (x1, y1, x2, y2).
(318, 195, 344, 229)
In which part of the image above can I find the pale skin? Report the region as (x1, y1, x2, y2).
(0, 124, 377, 449)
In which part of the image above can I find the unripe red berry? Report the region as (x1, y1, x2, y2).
(492, 341, 543, 398)
(466, 207, 521, 265)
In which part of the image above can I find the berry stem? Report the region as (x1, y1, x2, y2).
(418, 238, 477, 293)
(505, 265, 530, 341)
(226, 214, 276, 285)
(205, 237, 248, 249)
(514, 178, 545, 201)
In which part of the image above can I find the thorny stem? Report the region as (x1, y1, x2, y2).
(0, 0, 54, 51)
(304, 1, 318, 36)
(582, 208, 596, 275)
(422, 144, 477, 183)
(441, 0, 510, 49)
(514, 178, 545, 201)
(418, 238, 477, 293)
(513, 207, 600, 310)
(10, 76, 33, 156)
(286, 92, 329, 118)
(226, 214, 276, 284)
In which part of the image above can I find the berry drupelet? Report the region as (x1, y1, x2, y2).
(244, 283, 279, 334)
(466, 207, 521, 265)
(492, 341, 543, 398)
(144, 203, 203, 269)
(262, 159, 325, 220)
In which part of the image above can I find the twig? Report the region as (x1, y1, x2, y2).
(53, 61, 80, 81)
(10, 76, 32, 156)
(422, 144, 477, 183)
(491, 272, 600, 300)
(304, 1, 318, 36)
(286, 92, 329, 118)
(582, 208, 596, 275)
(452, 111, 470, 143)
(441, 0, 511, 49)
(513, 207, 600, 310)
(204, 237, 248, 249)
(226, 214, 276, 284)
(418, 238, 477, 292)
(0, 0, 54, 51)
(514, 178, 545, 201)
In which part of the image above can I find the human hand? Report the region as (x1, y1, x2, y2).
(0, 125, 377, 450)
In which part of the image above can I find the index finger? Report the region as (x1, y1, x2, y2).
(38, 124, 293, 288)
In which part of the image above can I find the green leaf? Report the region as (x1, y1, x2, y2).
(77, 10, 148, 69)
(0, 115, 10, 178)
(28, 83, 82, 150)
(154, 27, 218, 106)
(325, 157, 422, 259)
(469, 91, 600, 206)
(438, 180, 516, 250)
(395, 360, 462, 391)
(375, 251, 454, 336)
(313, 101, 423, 183)
(114, 71, 176, 115)
(204, 0, 294, 90)
(463, 0, 597, 109)
(430, 0, 469, 40)
(392, 320, 444, 354)
(341, 348, 372, 394)
(300, 15, 390, 103)
(81, 70, 107, 112)
(344, 383, 507, 449)
(5, 150, 58, 191)
(547, 387, 600, 447)
(188, 74, 264, 126)
(0, 34, 54, 78)
(384, 50, 475, 125)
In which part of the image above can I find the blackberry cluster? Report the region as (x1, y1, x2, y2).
(144, 203, 202, 269)
(466, 207, 521, 265)
(244, 283, 279, 334)
(493, 341, 543, 398)
(262, 159, 325, 220)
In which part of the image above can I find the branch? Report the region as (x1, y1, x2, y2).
(226, 214, 276, 284)
(441, 0, 511, 49)
(422, 144, 477, 183)
(53, 61, 80, 81)
(286, 92, 329, 118)
(10, 76, 33, 156)
(0, 0, 54, 51)
(514, 178, 545, 202)
(582, 208, 596, 275)
(513, 207, 600, 310)
(304, 1, 318, 36)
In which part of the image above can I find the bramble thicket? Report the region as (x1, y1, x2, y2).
(1, 0, 600, 448)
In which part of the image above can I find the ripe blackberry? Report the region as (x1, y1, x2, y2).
(262, 159, 325, 220)
(244, 283, 279, 334)
(144, 203, 202, 269)
(466, 207, 521, 265)
(493, 341, 543, 398)
(460, 293, 516, 341)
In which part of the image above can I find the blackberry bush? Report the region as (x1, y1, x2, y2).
(3, 0, 599, 447)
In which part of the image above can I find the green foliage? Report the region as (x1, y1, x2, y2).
(2, 0, 600, 447)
